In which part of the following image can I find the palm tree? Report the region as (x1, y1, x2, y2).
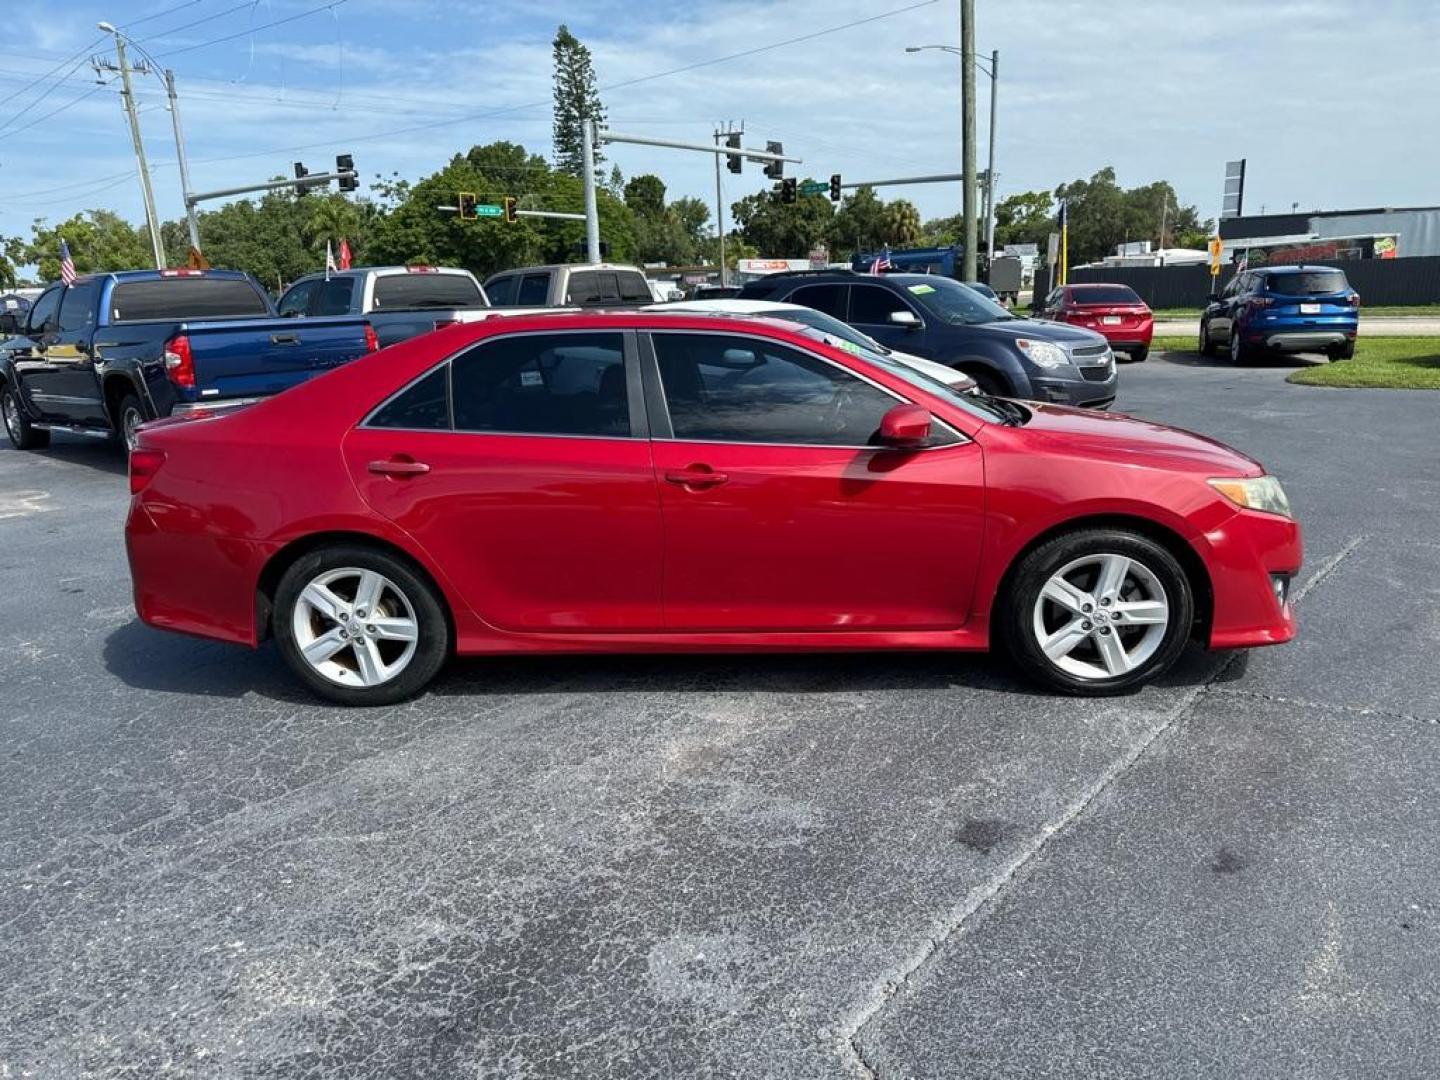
(304, 196, 362, 256)
(881, 200, 923, 247)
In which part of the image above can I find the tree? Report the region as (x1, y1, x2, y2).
(826, 185, 887, 257)
(669, 197, 711, 251)
(551, 25, 606, 179)
(1052, 169, 1209, 265)
(731, 183, 833, 257)
(18, 210, 152, 281)
(881, 199, 922, 246)
(623, 174, 666, 217)
(304, 194, 363, 256)
(0, 237, 21, 288)
(993, 190, 1054, 249)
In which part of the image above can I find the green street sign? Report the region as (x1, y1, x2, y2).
(475, 204, 503, 218)
(799, 181, 826, 195)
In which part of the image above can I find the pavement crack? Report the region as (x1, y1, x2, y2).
(1211, 686, 1437, 726)
(1293, 533, 1366, 603)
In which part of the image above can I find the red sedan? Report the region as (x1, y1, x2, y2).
(125, 312, 1300, 705)
(1040, 284, 1155, 361)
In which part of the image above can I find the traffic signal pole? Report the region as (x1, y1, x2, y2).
(960, 0, 978, 281)
(581, 117, 601, 263)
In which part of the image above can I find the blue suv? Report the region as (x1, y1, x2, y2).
(1200, 264, 1359, 363)
(737, 271, 1117, 408)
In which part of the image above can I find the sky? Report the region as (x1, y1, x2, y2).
(3, 0, 1438, 259)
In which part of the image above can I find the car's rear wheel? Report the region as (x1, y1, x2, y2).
(1228, 327, 1253, 365)
(1129, 346, 1149, 363)
(1328, 340, 1355, 361)
(274, 545, 450, 705)
(1001, 529, 1194, 695)
(2, 385, 49, 451)
(116, 394, 145, 453)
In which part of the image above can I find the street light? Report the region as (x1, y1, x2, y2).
(906, 43, 999, 274)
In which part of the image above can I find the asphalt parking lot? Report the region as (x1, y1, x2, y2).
(3, 352, 1437, 1079)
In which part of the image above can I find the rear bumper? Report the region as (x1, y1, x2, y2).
(1261, 330, 1350, 352)
(1204, 508, 1303, 650)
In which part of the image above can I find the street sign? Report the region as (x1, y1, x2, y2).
(799, 180, 826, 196)
(1208, 236, 1223, 274)
(475, 204, 503, 218)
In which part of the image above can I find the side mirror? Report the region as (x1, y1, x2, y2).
(878, 403, 931, 449)
(888, 309, 921, 328)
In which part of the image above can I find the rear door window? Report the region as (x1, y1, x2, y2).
(373, 272, 484, 310)
(312, 277, 357, 316)
(368, 366, 450, 430)
(516, 273, 550, 305)
(278, 280, 318, 317)
(1265, 271, 1348, 296)
(786, 283, 847, 318)
(110, 277, 271, 321)
(26, 286, 63, 333)
(451, 332, 631, 437)
(566, 272, 602, 305)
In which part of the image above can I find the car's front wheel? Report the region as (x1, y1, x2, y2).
(274, 545, 450, 705)
(1001, 529, 1194, 695)
(1198, 320, 1217, 357)
(2, 384, 49, 451)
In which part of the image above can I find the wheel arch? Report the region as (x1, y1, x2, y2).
(254, 530, 457, 646)
(989, 513, 1213, 640)
(102, 371, 146, 427)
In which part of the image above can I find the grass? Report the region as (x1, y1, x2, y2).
(1148, 305, 1440, 320)
(1148, 335, 1440, 390)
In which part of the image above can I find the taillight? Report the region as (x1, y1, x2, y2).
(129, 449, 166, 494)
(1347, 292, 1361, 308)
(163, 333, 195, 388)
(1251, 296, 1274, 309)
(364, 323, 380, 352)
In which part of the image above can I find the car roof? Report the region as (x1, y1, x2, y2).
(649, 298, 803, 314)
(1257, 264, 1340, 274)
(485, 263, 645, 278)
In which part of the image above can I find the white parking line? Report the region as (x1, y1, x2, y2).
(0, 489, 54, 521)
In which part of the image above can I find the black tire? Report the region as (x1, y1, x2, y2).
(1327, 340, 1355, 361)
(1129, 346, 1149, 363)
(1228, 326, 1253, 365)
(1198, 320, 1218, 357)
(966, 368, 1011, 397)
(115, 393, 146, 453)
(1, 384, 49, 451)
(273, 544, 450, 706)
(1000, 528, 1195, 696)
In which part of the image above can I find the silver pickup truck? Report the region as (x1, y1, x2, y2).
(278, 266, 498, 349)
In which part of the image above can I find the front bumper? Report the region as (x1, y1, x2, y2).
(1029, 357, 1118, 409)
(1203, 507, 1303, 650)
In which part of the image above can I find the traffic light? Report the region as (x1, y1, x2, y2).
(293, 161, 310, 194)
(503, 196, 517, 223)
(829, 174, 842, 202)
(726, 132, 742, 174)
(763, 141, 784, 181)
(780, 177, 797, 204)
(457, 192, 477, 220)
(336, 153, 357, 192)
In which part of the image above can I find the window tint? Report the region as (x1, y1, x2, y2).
(369, 366, 450, 430)
(451, 332, 630, 437)
(373, 273, 483, 310)
(485, 275, 518, 306)
(26, 286, 63, 333)
(617, 271, 652, 303)
(313, 277, 356, 316)
(110, 278, 270, 321)
(652, 332, 896, 446)
(565, 271, 601, 305)
(1068, 285, 1141, 305)
(516, 273, 550, 305)
(787, 283, 847, 318)
(278, 280, 317, 317)
(850, 284, 914, 325)
(57, 280, 101, 332)
(1265, 271, 1348, 296)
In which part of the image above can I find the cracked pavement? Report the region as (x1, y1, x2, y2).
(2, 352, 1437, 1078)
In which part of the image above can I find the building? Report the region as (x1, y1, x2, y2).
(1219, 205, 1439, 260)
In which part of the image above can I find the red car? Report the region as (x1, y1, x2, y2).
(125, 312, 1300, 705)
(1040, 284, 1155, 361)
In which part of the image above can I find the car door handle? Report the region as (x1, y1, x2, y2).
(271, 332, 299, 345)
(665, 465, 728, 489)
(368, 458, 430, 477)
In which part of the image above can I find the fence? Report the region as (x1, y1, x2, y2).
(1029, 256, 1440, 309)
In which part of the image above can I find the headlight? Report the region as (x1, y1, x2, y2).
(1014, 338, 1070, 369)
(1208, 475, 1293, 518)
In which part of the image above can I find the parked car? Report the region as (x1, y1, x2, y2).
(688, 284, 742, 300)
(1200, 265, 1360, 363)
(483, 263, 654, 308)
(737, 270, 1117, 407)
(278, 266, 491, 349)
(1037, 283, 1154, 362)
(1, 269, 375, 452)
(647, 297, 977, 392)
(127, 310, 1301, 706)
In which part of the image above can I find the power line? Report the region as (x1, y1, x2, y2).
(0, 36, 103, 112)
(123, 0, 217, 30)
(0, 84, 108, 141)
(155, 0, 349, 58)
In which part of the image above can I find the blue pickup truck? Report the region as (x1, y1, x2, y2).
(0, 268, 375, 452)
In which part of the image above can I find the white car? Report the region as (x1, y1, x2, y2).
(645, 298, 978, 393)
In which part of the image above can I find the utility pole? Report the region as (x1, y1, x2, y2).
(984, 48, 998, 267)
(581, 117, 601, 263)
(960, 0, 978, 281)
(714, 129, 728, 286)
(97, 24, 164, 269)
(164, 69, 200, 252)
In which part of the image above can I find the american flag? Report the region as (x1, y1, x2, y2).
(59, 239, 76, 285)
(870, 247, 893, 275)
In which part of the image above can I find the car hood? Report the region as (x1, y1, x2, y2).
(973, 317, 1108, 347)
(1013, 402, 1265, 475)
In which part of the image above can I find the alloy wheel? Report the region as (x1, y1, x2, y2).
(2, 392, 19, 443)
(1031, 553, 1170, 681)
(291, 567, 421, 688)
(122, 406, 143, 453)
(1230, 329, 1242, 363)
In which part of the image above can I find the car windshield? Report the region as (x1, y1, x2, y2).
(1265, 271, 1348, 296)
(796, 326, 1017, 425)
(900, 276, 1016, 325)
